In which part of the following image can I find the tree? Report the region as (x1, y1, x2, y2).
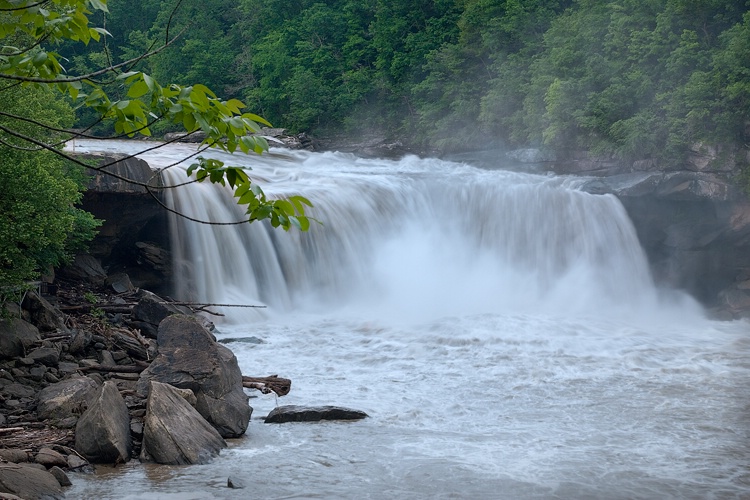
(0, 0, 314, 288)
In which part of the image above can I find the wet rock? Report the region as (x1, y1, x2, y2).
(264, 405, 369, 423)
(36, 377, 99, 422)
(48, 466, 72, 487)
(66, 454, 91, 471)
(0, 318, 40, 359)
(227, 477, 245, 489)
(75, 381, 132, 464)
(140, 381, 226, 465)
(27, 347, 60, 367)
(0, 463, 64, 500)
(137, 315, 251, 438)
(34, 448, 68, 468)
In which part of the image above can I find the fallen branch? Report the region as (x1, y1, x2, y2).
(242, 375, 291, 397)
(78, 364, 145, 373)
(0, 427, 24, 435)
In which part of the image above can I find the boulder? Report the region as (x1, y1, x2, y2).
(264, 405, 369, 423)
(75, 381, 132, 464)
(58, 254, 107, 287)
(0, 449, 28, 464)
(34, 448, 67, 468)
(0, 463, 64, 500)
(0, 318, 40, 359)
(36, 377, 99, 422)
(48, 466, 72, 487)
(27, 347, 60, 367)
(137, 315, 251, 438)
(130, 290, 192, 338)
(21, 291, 69, 333)
(140, 381, 226, 465)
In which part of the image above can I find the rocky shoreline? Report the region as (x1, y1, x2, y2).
(0, 271, 368, 499)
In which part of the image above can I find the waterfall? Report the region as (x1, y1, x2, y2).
(155, 146, 668, 324)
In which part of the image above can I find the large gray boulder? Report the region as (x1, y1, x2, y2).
(137, 315, 251, 438)
(75, 381, 132, 464)
(21, 291, 69, 333)
(0, 318, 40, 359)
(0, 463, 64, 499)
(140, 381, 226, 465)
(58, 254, 107, 286)
(36, 377, 100, 423)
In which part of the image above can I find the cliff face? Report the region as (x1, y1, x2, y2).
(78, 155, 171, 294)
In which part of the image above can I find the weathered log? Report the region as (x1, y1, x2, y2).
(79, 364, 145, 373)
(241, 375, 291, 396)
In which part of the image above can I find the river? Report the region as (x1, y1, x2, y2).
(67, 140, 750, 499)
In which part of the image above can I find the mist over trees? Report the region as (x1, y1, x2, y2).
(70, 0, 749, 165)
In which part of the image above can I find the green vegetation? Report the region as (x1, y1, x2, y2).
(0, 0, 314, 290)
(1, 0, 747, 288)
(72, 0, 746, 164)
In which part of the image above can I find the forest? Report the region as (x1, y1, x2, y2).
(67, 0, 750, 163)
(1, 0, 749, 289)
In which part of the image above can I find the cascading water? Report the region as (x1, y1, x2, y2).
(69, 140, 750, 500)
(159, 146, 662, 323)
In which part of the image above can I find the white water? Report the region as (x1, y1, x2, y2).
(68, 140, 750, 499)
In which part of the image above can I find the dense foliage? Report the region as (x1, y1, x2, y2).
(0, 0, 314, 289)
(0, 84, 99, 288)
(79, 0, 748, 164)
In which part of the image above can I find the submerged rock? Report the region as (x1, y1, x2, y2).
(264, 405, 369, 423)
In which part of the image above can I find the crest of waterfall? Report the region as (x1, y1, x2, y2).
(154, 146, 674, 324)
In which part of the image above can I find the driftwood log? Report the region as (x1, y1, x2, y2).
(242, 375, 291, 396)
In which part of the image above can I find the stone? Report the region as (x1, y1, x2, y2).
(68, 329, 92, 355)
(2, 383, 35, 399)
(264, 405, 369, 424)
(0, 449, 28, 464)
(57, 361, 79, 375)
(58, 254, 107, 287)
(75, 381, 132, 464)
(34, 448, 68, 468)
(66, 454, 90, 471)
(0, 463, 64, 500)
(29, 366, 46, 381)
(106, 272, 135, 293)
(137, 315, 251, 438)
(227, 477, 245, 489)
(0, 318, 40, 359)
(131, 291, 192, 338)
(27, 347, 60, 367)
(36, 377, 99, 422)
(21, 291, 69, 334)
(140, 381, 226, 465)
(48, 466, 72, 487)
